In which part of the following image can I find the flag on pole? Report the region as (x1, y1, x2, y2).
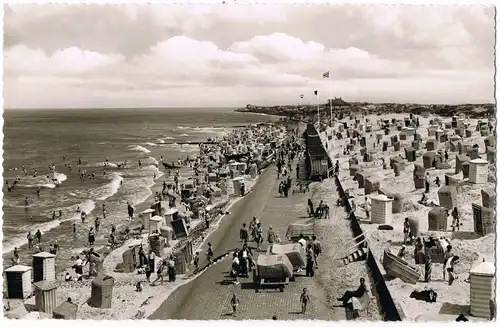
(314, 90, 318, 96)
(322, 71, 330, 78)
(300, 94, 304, 98)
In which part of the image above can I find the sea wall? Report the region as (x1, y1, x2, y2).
(334, 174, 405, 321)
(312, 122, 404, 321)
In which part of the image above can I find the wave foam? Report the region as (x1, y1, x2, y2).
(129, 145, 151, 154)
(144, 142, 158, 147)
(93, 173, 124, 201)
(93, 162, 118, 168)
(3, 199, 96, 253)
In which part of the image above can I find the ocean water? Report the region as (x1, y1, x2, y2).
(2, 107, 277, 269)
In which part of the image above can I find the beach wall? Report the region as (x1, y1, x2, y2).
(334, 174, 405, 321)
(320, 128, 404, 321)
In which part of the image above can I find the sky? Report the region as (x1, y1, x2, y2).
(3, 4, 496, 109)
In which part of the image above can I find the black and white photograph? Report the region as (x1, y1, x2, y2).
(1, 2, 497, 322)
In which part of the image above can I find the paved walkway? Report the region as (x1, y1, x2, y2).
(150, 165, 345, 320)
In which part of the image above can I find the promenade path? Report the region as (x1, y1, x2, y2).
(150, 165, 346, 320)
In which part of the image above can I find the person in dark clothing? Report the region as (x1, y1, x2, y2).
(300, 288, 310, 314)
(127, 202, 134, 221)
(311, 236, 322, 268)
(35, 229, 42, 243)
(337, 278, 367, 306)
(305, 244, 315, 277)
(307, 199, 314, 217)
(240, 223, 249, 244)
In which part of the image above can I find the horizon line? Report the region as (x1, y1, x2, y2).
(3, 101, 496, 110)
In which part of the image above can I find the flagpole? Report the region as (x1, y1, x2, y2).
(316, 91, 320, 126)
(329, 71, 333, 127)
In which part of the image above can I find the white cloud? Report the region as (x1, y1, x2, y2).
(5, 45, 125, 74)
(231, 33, 325, 61)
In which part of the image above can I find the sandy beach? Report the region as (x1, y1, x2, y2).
(3, 122, 291, 320)
(320, 112, 495, 321)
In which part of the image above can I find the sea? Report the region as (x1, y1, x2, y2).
(2, 107, 277, 270)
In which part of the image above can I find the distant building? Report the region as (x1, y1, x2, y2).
(327, 97, 350, 107)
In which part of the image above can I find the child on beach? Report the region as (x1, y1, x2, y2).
(88, 228, 95, 246)
(230, 293, 240, 316)
(300, 288, 310, 314)
(27, 232, 34, 249)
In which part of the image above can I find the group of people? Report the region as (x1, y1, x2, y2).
(230, 245, 255, 284)
(307, 199, 330, 219)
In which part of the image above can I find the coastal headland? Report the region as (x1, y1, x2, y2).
(237, 102, 495, 120)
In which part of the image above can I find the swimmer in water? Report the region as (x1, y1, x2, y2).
(78, 158, 82, 165)
(33, 170, 37, 178)
(76, 206, 81, 213)
(36, 187, 41, 197)
(24, 196, 29, 206)
(138, 160, 142, 168)
(52, 211, 56, 220)
(81, 211, 86, 223)
(59, 209, 63, 217)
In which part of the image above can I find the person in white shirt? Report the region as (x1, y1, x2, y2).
(73, 256, 83, 281)
(297, 234, 307, 273)
(364, 196, 371, 220)
(231, 253, 240, 285)
(445, 255, 460, 285)
(298, 235, 307, 248)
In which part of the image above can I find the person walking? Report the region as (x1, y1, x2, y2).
(307, 199, 314, 217)
(443, 245, 453, 281)
(193, 251, 200, 274)
(267, 226, 276, 249)
(305, 244, 315, 277)
(312, 236, 322, 268)
(300, 288, 310, 314)
(152, 259, 165, 285)
(207, 242, 214, 264)
(240, 223, 249, 244)
(255, 223, 263, 251)
(230, 293, 240, 316)
(167, 256, 176, 282)
(231, 252, 240, 285)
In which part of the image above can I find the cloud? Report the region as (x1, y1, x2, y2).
(5, 45, 125, 75)
(3, 5, 495, 108)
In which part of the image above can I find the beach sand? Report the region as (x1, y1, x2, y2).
(320, 113, 495, 321)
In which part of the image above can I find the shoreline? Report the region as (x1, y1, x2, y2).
(4, 121, 288, 320)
